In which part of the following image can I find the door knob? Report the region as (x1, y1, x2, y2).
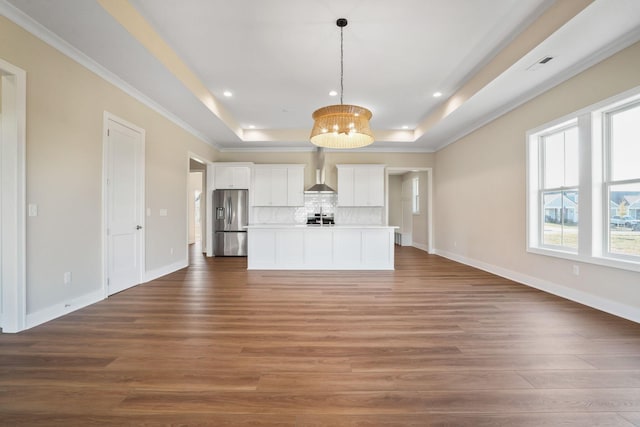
(136, 225, 143, 230)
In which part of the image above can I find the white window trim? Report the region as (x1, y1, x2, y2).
(526, 85, 640, 273)
(412, 177, 420, 215)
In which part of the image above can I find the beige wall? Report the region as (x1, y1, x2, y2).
(217, 151, 434, 191)
(0, 17, 217, 316)
(388, 175, 403, 228)
(434, 41, 640, 313)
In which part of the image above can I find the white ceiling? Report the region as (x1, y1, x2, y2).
(3, 0, 640, 151)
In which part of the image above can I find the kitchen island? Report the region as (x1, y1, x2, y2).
(246, 225, 396, 270)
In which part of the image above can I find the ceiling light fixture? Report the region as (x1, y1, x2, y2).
(223, 90, 233, 97)
(328, 90, 338, 97)
(310, 18, 374, 149)
(433, 92, 442, 98)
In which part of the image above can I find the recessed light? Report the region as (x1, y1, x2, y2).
(248, 125, 256, 129)
(329, 90, 338, 97)
(402, 125, 409, 130)
(223, 90, 233, 97)
(433, 92, 442, 98)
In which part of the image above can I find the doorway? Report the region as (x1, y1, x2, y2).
(0, 59, 27, 333)
(386, 167, 434, 253)
(188, 155, 207, 265)
(103, 113, 145, 296)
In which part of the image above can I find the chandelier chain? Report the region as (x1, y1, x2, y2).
(340, 25, 344, 105)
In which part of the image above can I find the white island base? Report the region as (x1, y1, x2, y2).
(247, 225, 396, 270)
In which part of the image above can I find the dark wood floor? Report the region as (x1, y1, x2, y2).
(1, 246, 640, 426)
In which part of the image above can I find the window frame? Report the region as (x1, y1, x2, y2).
(526, 85, 640, 273)
(537, 123, 580, 252)
(602, 100, 640, 261)
(412, 177, 420, 215)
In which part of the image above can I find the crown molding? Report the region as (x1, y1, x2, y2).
(0, 0, 220, 150)
(432, 27, 640, 152)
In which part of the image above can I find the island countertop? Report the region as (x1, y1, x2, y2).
(246, 224, 396, 270)
(245, 224, 398, 229)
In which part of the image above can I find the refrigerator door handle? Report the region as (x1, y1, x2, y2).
(227, 197, 232, 225)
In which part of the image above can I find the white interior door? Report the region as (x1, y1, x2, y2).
(105, 115, 144, 296)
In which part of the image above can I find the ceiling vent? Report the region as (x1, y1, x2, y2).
(527, 56, 554, 71)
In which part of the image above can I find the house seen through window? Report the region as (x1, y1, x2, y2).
(541, 126, 579, 250)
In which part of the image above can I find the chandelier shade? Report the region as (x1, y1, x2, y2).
(310, 18, 374, 149)
(310, 104, 374, 149)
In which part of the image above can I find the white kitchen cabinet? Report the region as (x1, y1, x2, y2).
(252, 165, 304, 206)
(337, 164, 385, 206)
(214, 165, 251, 189)
(286, 166, 304, 206)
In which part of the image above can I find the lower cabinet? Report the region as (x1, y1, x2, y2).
(247, 227, 395, 270)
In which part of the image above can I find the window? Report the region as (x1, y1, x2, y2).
(605, 101, 640, 258)
(412, 177, 420, 214)
(540, 126, 579, 250)
(527, 86, 640, 272)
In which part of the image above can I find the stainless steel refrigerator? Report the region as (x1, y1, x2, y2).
(213, 189, 248, 256)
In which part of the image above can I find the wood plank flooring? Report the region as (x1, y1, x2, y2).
(1, 245, 640, 426)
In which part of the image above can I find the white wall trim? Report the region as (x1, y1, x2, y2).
(435, 249, 640, 324)
(386, 167, 434, 254)
(25, 289, 104, 330)
(144, 259, 188, 283)
(432, 27, 640, 152)
(412, 243, 429, 252)
(0, 0, 218, 150)
(26, 255, 189, 330)
(217, 146, 436, 154)
(0, 58, 27, 333)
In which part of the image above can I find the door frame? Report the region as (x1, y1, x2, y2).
(187, 153, 208, 263)
(385, 167, 434, 254)
(0, 59, 26, 333)
(102, 111, 146, 298)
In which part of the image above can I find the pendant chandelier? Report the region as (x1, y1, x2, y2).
(310, 18, 374, 149)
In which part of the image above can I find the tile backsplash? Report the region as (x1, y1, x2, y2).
(303, 193, 337, 217)
(252, 193, 383, 225)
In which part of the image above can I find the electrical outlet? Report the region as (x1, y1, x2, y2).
(454, 241, 457, 248)
(63, 272, 72, 284)
(572, 265, 580, 276)
(28, 204, 38, 217)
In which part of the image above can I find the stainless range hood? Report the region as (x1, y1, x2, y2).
(305, 147, 335, 193)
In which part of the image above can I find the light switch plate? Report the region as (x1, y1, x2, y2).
(28, 204, 38, 217)
(159, 209, 168, 217)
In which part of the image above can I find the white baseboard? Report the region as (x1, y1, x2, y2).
(435, 249, 640, 324)
(22, 259, 188, 331)
(26, 288, 104, 330)
(144, 258, 188, 282)
(412, 242, 429, 252)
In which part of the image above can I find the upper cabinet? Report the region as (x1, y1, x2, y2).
(252, 164, 305, 206)
(337, 164, 385, 207)
(214, 165, 251, 189)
